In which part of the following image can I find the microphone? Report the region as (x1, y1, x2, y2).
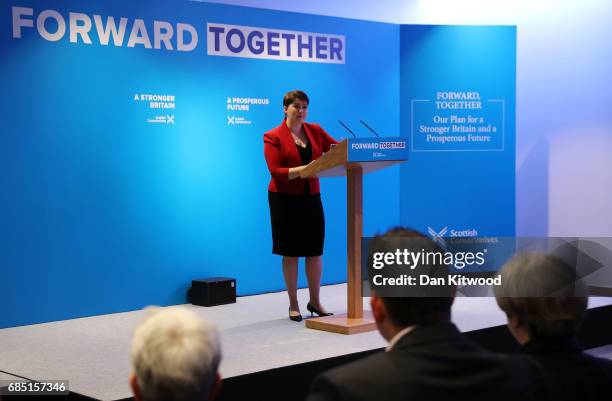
(360, 120, 380, 137)
(338, 120, 356, 138)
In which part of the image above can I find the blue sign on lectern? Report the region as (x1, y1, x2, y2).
(347, 137, 409, 162)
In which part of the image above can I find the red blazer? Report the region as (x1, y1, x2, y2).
(264, 120, 338, 195)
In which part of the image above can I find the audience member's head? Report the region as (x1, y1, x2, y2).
(369, 227, 454, 341)
(130, 307, 222, 401)
(494, 252, 588, 344)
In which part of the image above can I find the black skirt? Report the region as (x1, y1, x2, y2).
(268, 191, 325, 257)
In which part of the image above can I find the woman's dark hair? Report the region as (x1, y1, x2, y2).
(283, 90, 309, 108)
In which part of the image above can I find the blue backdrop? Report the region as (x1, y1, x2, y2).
(0, 1, 514, 328)
(399, 25, 516, 239)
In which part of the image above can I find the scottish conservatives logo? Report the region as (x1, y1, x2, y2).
(147, 115, 175, 124)
(427, 226, 479, 247)
(227, 116, 251, 125)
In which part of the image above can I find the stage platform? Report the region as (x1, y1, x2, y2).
(1, 284, 611, 401)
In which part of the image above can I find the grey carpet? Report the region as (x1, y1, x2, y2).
(1, 284, 610, 400)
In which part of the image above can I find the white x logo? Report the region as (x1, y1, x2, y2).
(427, 226, 448, 247)
(166, 115, 175, 124)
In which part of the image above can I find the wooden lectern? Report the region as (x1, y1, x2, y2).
(300, 138, 407, 334)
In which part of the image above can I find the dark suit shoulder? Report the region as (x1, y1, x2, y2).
(308, 352, 407, 401)
(520, 347, 612, 401)
(321, 351, 392, 382)
(308, 331, 534, 401)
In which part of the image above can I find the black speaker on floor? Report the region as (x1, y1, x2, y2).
(188, 277, 236, 307)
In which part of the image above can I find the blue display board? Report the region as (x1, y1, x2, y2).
(0, 3, 514, 328)
(399, 26, 516, 239)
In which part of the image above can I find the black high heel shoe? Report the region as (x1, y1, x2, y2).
(307, 302, 333, 317)
(289, 308, 303, 322)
